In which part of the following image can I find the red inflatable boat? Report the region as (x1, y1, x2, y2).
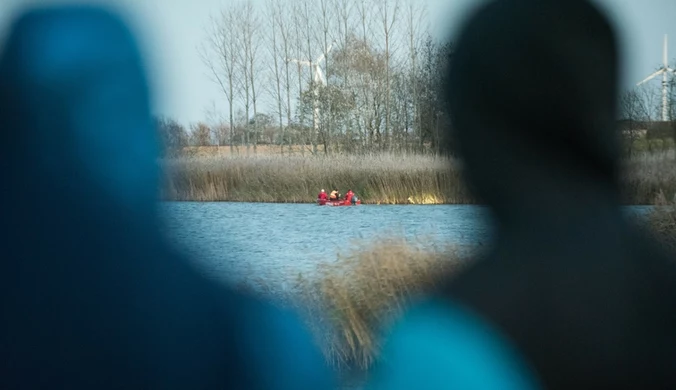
(317, 199, 361, 206)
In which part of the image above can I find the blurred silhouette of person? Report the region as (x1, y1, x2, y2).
(368, 0, 676, 389)
(0, 5, 333, 389)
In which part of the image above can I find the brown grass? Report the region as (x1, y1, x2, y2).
(161, 152, 472, 204)
(161, 149, 676, 204)
(264, 235, 470, 371)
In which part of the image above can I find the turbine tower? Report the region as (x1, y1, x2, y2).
(287, 40, 336, 136)
(637, 34, 676, 122)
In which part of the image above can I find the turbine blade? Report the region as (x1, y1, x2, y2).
(665, 34, 669, 67)
(315, 40, 337, 63)
(637, 68, 666, 85)
(289, 59, 311, 66)
(316, 66, 326, 85)
(326, 39, 337, 55)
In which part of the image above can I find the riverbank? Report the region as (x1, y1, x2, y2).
(160, 151, 676, 204)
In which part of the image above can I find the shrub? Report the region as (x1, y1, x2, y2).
(649, 139, 665, 152)
(632, 139, 648, 153)
(643, 191, 676, 252)
(647, 122, 675, 140)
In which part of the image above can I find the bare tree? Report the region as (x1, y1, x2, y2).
(277, 2, 295, 154)
(291, 0, 308, 155)
(644, 83, 662, 123)
(316, 0, 336, 153)
(355, 0, 372, 44)
(233, 2, 252, 153)
(620, 90, 645, 154)
(199, 6, 242, 153)
(335, 0, 355, 48)
(198, 0, 449, 155)
(265, 0, 286, 154)
(156, 117, 189, 156)
(405, 0, 426, 151)
(243, 0, 263, 154)
(204, 100, 227, 146)
(190, 122, 212, 146)
(302, 0, 319, 154)
(378, 0, 400, 151)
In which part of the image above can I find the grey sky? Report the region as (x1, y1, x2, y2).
(1, 0, 675, 126)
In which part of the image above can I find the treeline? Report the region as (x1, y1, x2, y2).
(156, 0, 676, 157)
(158, 0, 452, 155)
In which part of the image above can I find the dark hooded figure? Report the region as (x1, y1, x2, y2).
(0, 6, 333, 389)
(367, 0, 676, 389)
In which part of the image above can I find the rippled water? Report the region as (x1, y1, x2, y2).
(161, 202, 652, 293)
(161, 202, 492, 291)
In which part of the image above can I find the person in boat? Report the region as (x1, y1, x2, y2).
(329, 188, 339, 201)
(351, 193, 359, 205)
(344, 189, 354, 204)
(317, 189, 327, 204)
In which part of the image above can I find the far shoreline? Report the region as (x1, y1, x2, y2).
(160, 152, 676, 206)
(160, 199, 659, 206)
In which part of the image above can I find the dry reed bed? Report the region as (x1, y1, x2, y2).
(161, 151, 676, 204)
(161, 153, 473, 204)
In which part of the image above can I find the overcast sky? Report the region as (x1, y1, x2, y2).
(1, 0, 675, 126)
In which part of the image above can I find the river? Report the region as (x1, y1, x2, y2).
(161, 203, 491, 291)
(161, 202, 651, 294)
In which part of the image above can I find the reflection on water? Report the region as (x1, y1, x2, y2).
(161, 202, 652, 294)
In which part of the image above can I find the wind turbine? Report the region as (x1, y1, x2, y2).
(287, 40, 336, 136)
(637, 34, 676, 122)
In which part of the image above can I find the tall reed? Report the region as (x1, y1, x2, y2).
(161, 153, 472, 204)
(161, 150, 676, 204)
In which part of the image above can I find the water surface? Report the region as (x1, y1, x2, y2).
(161, 202, 651, 293)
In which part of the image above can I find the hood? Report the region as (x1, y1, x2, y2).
(0, 6, 159, 221)
(444, 0, 621, 228)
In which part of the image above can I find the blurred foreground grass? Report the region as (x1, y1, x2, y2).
(242, 234, 470, 371)
(238, 202, 676, 375)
